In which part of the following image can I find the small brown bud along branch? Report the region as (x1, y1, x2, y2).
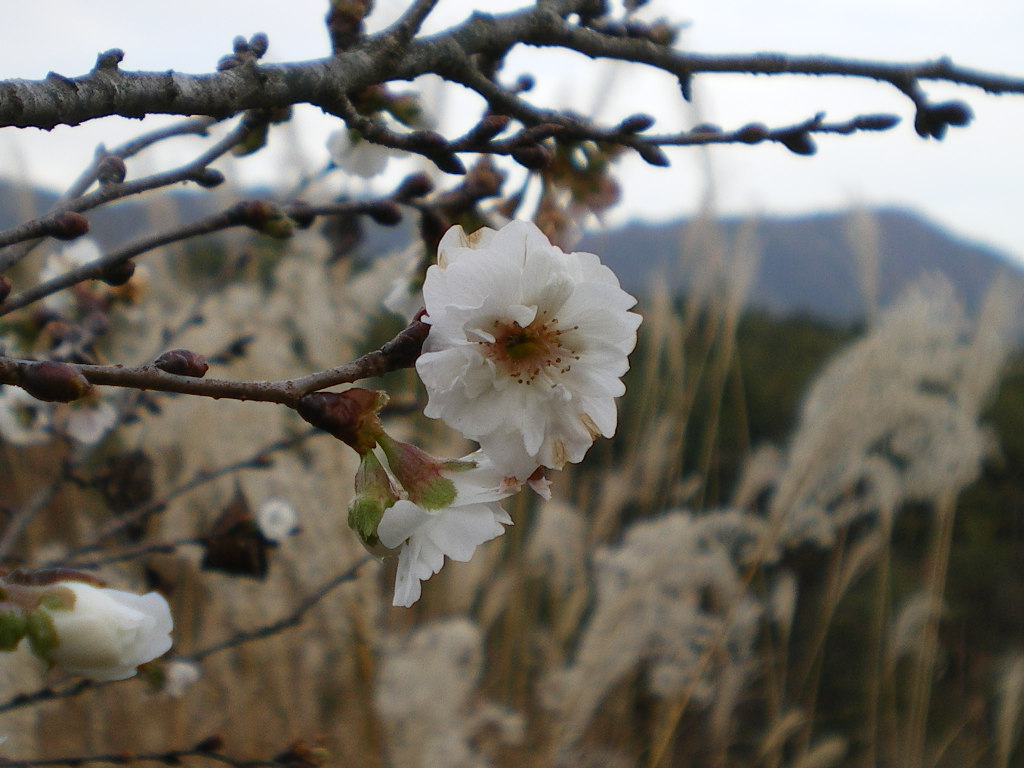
(0, 320, 430, 408)
(0, 0, 1020, 147)
(0, 113, 251, 268)
(0, 198, 406, 316)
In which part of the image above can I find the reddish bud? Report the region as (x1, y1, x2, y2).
(853, 114, 900, 132)
(96, 156, 127, 185)
(297, 388, 387, 454)
(153, 349, 209, 378)
(19, 361, 92, 403)
(192, 168, 225, 188)
(736, 123, 769, 144)
(932, 100, 972, 127)
(288, 202, 317, 229)
(476, 114, 512, 141)
(777, 130, 817, 156)
(0, 274, 11, 304)
(618, 114, 655, 134)
(249, 33, 270, 59)
(46, 212, 90, 241)
(411, 130, 448, 151)
(394, 172, 434, 201)
(511, 144, 552, 170)
(367, 201, 403, 226)
(635, 143, 670, 167)
(431, 153, 467, 175)
(100, 260, 136, 287)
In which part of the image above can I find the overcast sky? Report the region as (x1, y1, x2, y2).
(1, 1, 1022, 265)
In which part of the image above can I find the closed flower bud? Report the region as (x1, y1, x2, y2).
(368, 201, 403, 226)
(431, 152, 467, 175)
(476, 114, 512, 141)
(20, 361, 92, 403)
(249, 33, 270, 59)
(777, 130, 817, 156)
(932, 100, 972, 127)
(853, 114, 901, 132)
(394, 173, 434, 201)
(618, 114, 655, 134)
(96, 156, 127, 185)
(736, 123, 769, 144)
(635, 143, 670, 167)
(36, 582, 173, 681)
(511, 144, 552, 170)
(46, 211, 90, 241)
(348, 451, 399, 556)
(153, 349, 209, 378)
(191, 168, 226, 189)
(100, 259, 136, 287)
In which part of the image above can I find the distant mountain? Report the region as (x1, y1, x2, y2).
(579, 209, 1024, 323)
(2, 177, 1020, 325)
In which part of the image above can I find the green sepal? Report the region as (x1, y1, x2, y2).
(376, 433, 457, 510)
(25, 609, 59, 663)
(348, 451, 399, 556)
(0, 609, 28, 651)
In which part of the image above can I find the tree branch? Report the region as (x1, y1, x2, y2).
(0, 319, 429, 409)
(0, 4, 1019, 136)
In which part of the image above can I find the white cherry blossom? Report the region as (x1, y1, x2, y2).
(376, 453, 518, 607)
(416, 220, 641, 476)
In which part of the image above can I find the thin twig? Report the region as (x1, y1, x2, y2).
(184, 555, 374, 663)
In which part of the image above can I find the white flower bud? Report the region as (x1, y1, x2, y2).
(41, 582, 173, 681)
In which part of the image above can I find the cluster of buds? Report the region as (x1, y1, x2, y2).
(300, 388, 521, 606)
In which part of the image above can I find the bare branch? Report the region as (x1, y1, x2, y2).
(0, 4, 1019, 138)
(0, 319, 429, 410)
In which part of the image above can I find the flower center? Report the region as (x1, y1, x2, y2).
(483, 312, 579, 385)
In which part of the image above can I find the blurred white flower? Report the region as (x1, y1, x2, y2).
(416, 220, 641, 476)
(0, 387, 52, 445)
(41, 238, 102, 313)
(163, 660, 202, 698)
(382, 244, 426, 321)
(64, 396, 117, 445)
(327, 128, 396, 179)
(376, 453, 517, 607)
(256, 497, 299, 542)
(40, 582, 173, 681)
